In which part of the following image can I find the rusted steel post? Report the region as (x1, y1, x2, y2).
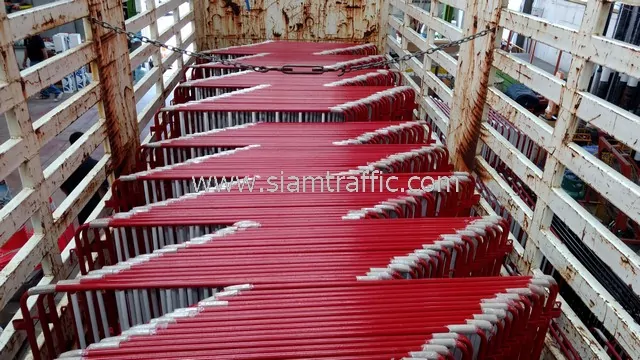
(447, 0, 505, 173)
(88, 0, 139, 177)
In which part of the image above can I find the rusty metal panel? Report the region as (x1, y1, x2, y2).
(8, 0, 89, 42)
(195, 0, 380, 50)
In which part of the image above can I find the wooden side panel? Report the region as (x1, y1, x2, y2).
(388, 0, 640, 357)
(0, 0, 169, 355)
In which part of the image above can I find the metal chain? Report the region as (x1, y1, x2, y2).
(91, 18, 495, 75)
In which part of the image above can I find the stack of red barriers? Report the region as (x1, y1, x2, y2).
(16, 40, 559, 360)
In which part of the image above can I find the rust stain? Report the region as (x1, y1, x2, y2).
(476, 166, 491, 182)
(39, 15, 66, 31)
(19, 78, 28, 99)
(521, 214, 530, 231)
(223, 0, 241, 16)
(620, 256, 637, 275)
(363, 25, 376, 39)
(561, 265, 576, 282)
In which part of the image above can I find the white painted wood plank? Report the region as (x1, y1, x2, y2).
(546, 187, 640, 297)
(130, 43, 157, 69)
(137, 91, 164, 130)
(476, 156, 533, 232)
(486, 87, 553, 147)
(496, 8, 640, 79)
(403, 27, 428, 52)
(155, 0, 185, 17)
(389, 0, 462, 76)
(10, 201, 109, 360)
(32, 83, 101, 146)
(52, 154, 109, 233)
(0, 234, 48, 310)
(401, 72, 421, 94)
(125, 9, 154, 34)
(388, 0, 405, 10)
(408, 57, 426, 79)
(481, 123, 544, 192)
(0, 273, 51, 360)
(555, 142, 640, 226)
(162, 48, 182, 69)
(389, 15, 402, 34)
(587, 35, 640, 79)
(8, 0, 89, 41)
(402, 2, 428, 26)
(422, 95, 449, 135)
(0, 82, 22, 115)
(0, 188, 38, 248)
(532, 266, 614, 360)
(576, 91, 640, 153)
(181, 27, 196, 48)
(492, 49, 564, 104)
(438, 0, 466, 11)
(423, 71, 453, 105)
(138, 56, 194, 130)
(157, 11, 194, 44)
(43, 120, 106, 195)
(0, 138, 29, 181)
(387, 35, 403, 56)
(0, 219, 93, 360)
(553, 301, 611, 360)
(162, 29, 194, 68)
(429, 16, 463, 42)
(141, 130, 154, 144)
(499, 9, 575, 54)
(134, 66, 161, 102)
(20, 43, 95, 98)
(427, 46, 457, 76)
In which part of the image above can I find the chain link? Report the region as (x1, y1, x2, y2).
(91, 18, 495, 75)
